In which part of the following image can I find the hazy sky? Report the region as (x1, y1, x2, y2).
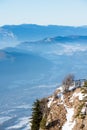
(0, 0, 87, 26)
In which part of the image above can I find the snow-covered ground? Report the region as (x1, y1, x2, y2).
(47, 97, 54, 108)
(70, 91, 84, 102)
(62, 107, 76, 130)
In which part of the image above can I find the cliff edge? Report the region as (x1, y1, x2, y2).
(31, 78, 87, 130)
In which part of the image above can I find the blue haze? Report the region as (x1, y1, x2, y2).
(0, 25, 87, 129)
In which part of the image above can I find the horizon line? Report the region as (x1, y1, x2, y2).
(0, 23, 87, 28)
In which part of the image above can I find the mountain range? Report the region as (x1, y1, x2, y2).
(0, 24, 87, 42)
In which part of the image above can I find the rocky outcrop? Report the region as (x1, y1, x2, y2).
(39, 81, 87, 130)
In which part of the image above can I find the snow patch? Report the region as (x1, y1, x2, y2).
(61, 94, 64, 102)
(62, 107, 75, 130)
(73, 92, 83, 100)
(69, 84, 76, 91)
(57, 92, 63, 98)
(45, 38, 51, 42)
(81, 107, 86, 114)
(47, 97, 54, 108)
(57, 85, 63, 91)
(57, 102, 63, 105)
(70, 91, 84, 102)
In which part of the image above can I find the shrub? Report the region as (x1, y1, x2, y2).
(40, 117, 46, 129)
(75, 102, 85, 118)
(62, 74, 74, 93)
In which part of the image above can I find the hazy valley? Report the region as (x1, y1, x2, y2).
(0, 24, 87, 130)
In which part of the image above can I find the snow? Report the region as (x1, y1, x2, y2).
(81, 107, 86, 114)
(70, 92, 84, 102)
(7, 117, 30, 130)
(69, 97, 74, 103)
(73, 92, 83, 100)
(47, 97, 54, 108)
(63, 90, 85, 130)
(62, 107, 76, 130)
(57, 85, 63, 91)
(57, 102, 63, 105)
(53, 101, 57, 104)
(0, 116, 12, 125)
(45, 38, 51, 42)
(57, 92, 64, 105)
(61, 94, 64, 102)
(57, 92, 63, 98)
(69, 84, 76, 91)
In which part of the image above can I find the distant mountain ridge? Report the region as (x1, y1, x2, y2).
(1, 24, 87, 42)
(18, 35, 87, 48)
(48, 35, 87, 43)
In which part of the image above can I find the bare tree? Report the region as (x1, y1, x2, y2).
(62, 74, 74, 93)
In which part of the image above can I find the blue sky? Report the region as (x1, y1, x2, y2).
(0, 0, 87, 26)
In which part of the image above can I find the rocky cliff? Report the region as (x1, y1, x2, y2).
(38, 80, 87, 130)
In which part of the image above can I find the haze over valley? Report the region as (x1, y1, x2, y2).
(0, 24, 87, 129)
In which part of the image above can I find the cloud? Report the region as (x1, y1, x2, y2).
(61, 44, 87, 55)
(44, 43, 87, 56)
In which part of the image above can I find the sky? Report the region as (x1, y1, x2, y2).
(0, 0, 87, 26)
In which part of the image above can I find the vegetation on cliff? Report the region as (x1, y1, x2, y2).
(30, 75, 87, 130)
(31, 99, 43, 130)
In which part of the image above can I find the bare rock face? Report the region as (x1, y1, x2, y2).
(39, 81, 87, 130)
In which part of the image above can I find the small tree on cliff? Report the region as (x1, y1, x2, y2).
(31, 99, 42, 130)
(62, 74, 74, 93)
